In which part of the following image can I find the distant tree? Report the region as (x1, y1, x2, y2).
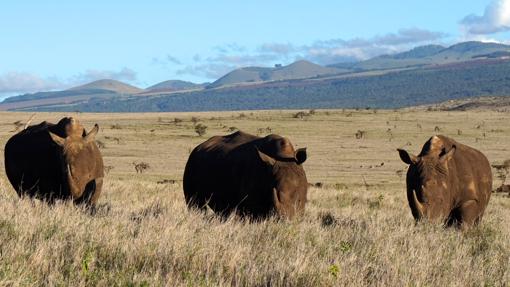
(293, 111, 311, 119)
(257, 127, 272, 136)
(95, 140, 106, 149)
(104, 165, 114, 175)
(194, 124, 207, 137)
(355, 130, 366, 139)
(259, 71, 271, 81)
(133, 162, 150, 173)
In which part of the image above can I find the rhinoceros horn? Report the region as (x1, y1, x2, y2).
(412, 189, 424, 218)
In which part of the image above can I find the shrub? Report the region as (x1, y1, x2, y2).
(95, 140, 106, 149)
(194, 124, 208, 137)
(103, 165, 114, 175)
(133, 162, 150, 173)
(355, 130, 366, 139)
(256, 127, 272, 135)
(293, 111, 309, 119)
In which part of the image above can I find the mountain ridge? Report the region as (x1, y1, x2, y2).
(145, 80, 205, 92)
(2, 41, 510, 111)
(207, 60, 342, 88)
(20, 57, 510, 112)
(68, 79, 142, 94)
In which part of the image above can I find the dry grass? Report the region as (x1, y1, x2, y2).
(0, 109, 509, 286)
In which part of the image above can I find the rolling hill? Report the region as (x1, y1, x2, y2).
(68, 79, 143, 94)
(2, 41, 510, 112)
(329, 41, 510, 71)
(417, 96, 510, 111)
(0, 79, 142, 111)
(207, 60, 343, 88)
(27, 57, 510, 112)
(144, 80, 205, 93)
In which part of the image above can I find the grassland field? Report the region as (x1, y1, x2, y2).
(0, 109, 508, 286)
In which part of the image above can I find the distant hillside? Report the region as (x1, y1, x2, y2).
(390, 45, 445, 59)
(4, 41, 510, 112)
(145, 80, 204, 92)
(329, 41, 510, 71)
(28, 57, 510, 112)
(473, 51, 510, 59)
(208, 60, 342, 88)
(0, 79, 141, 111)
(418, 96, 510, 111)
(1, 89, 118, 104)
(69, 79, 142, 94)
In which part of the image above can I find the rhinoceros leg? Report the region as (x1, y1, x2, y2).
(89, 178, 103, 207)
(458, 200, 481, 230)
(185, 194, 207, 211)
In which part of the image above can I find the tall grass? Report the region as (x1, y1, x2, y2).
(0, 178, 508, 286)
(0, 110, 509, 286)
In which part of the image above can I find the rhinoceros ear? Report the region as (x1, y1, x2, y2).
(296, 148, 307, 165)
(257, 148, 276, 166)
(84, 124, 99, 143)
(49, 132, 66, 147)
(398, 148, 417, 165)
(439, 145, 456, 163)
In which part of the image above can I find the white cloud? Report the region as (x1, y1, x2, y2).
(461, 0, 510, 35)
(0, 67, 138, 97)
(0, 72, 64, 94)
(176, 28, 447, 79)
(257, 43, 296, 55)
(373, 28, 447, 45)
(152, 54, 182, 67)
(302, 28, 447, 63)
(71, 67, 137, 83)
(176, 64, 237, 79)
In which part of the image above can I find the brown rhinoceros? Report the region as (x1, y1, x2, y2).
(398, 135, 492, 229)
(183, 131, 308, 219)
(4, 117, 104, 207)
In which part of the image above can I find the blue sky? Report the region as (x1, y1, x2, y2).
(1, 0, 509, 99)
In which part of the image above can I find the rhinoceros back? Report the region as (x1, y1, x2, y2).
(183, 131, 270, 215)
(4, 119, 71, 200)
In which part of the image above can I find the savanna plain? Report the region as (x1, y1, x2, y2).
(0, 109, 509, 286)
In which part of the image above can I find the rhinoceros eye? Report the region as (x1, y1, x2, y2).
(425, 179, 438, 187)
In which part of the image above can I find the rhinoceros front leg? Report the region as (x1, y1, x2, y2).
(89, 177, 103, 207)
(458, 199, 481, 230)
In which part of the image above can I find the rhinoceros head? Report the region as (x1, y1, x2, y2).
(398, 135, 456, 222)
(257, 145, 308, 219)
(49, 118, 103, 199)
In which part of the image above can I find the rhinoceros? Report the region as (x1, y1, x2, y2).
(398, 135, 492, 229)
(183, 131, 308, 219)
(4, 117, 104, 207)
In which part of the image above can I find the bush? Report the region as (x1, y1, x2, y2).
(133, 162, 150, 173)
(194, 124, 207, 137)
(355, 130, 366, 139)
(293, 111, 310, 119)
